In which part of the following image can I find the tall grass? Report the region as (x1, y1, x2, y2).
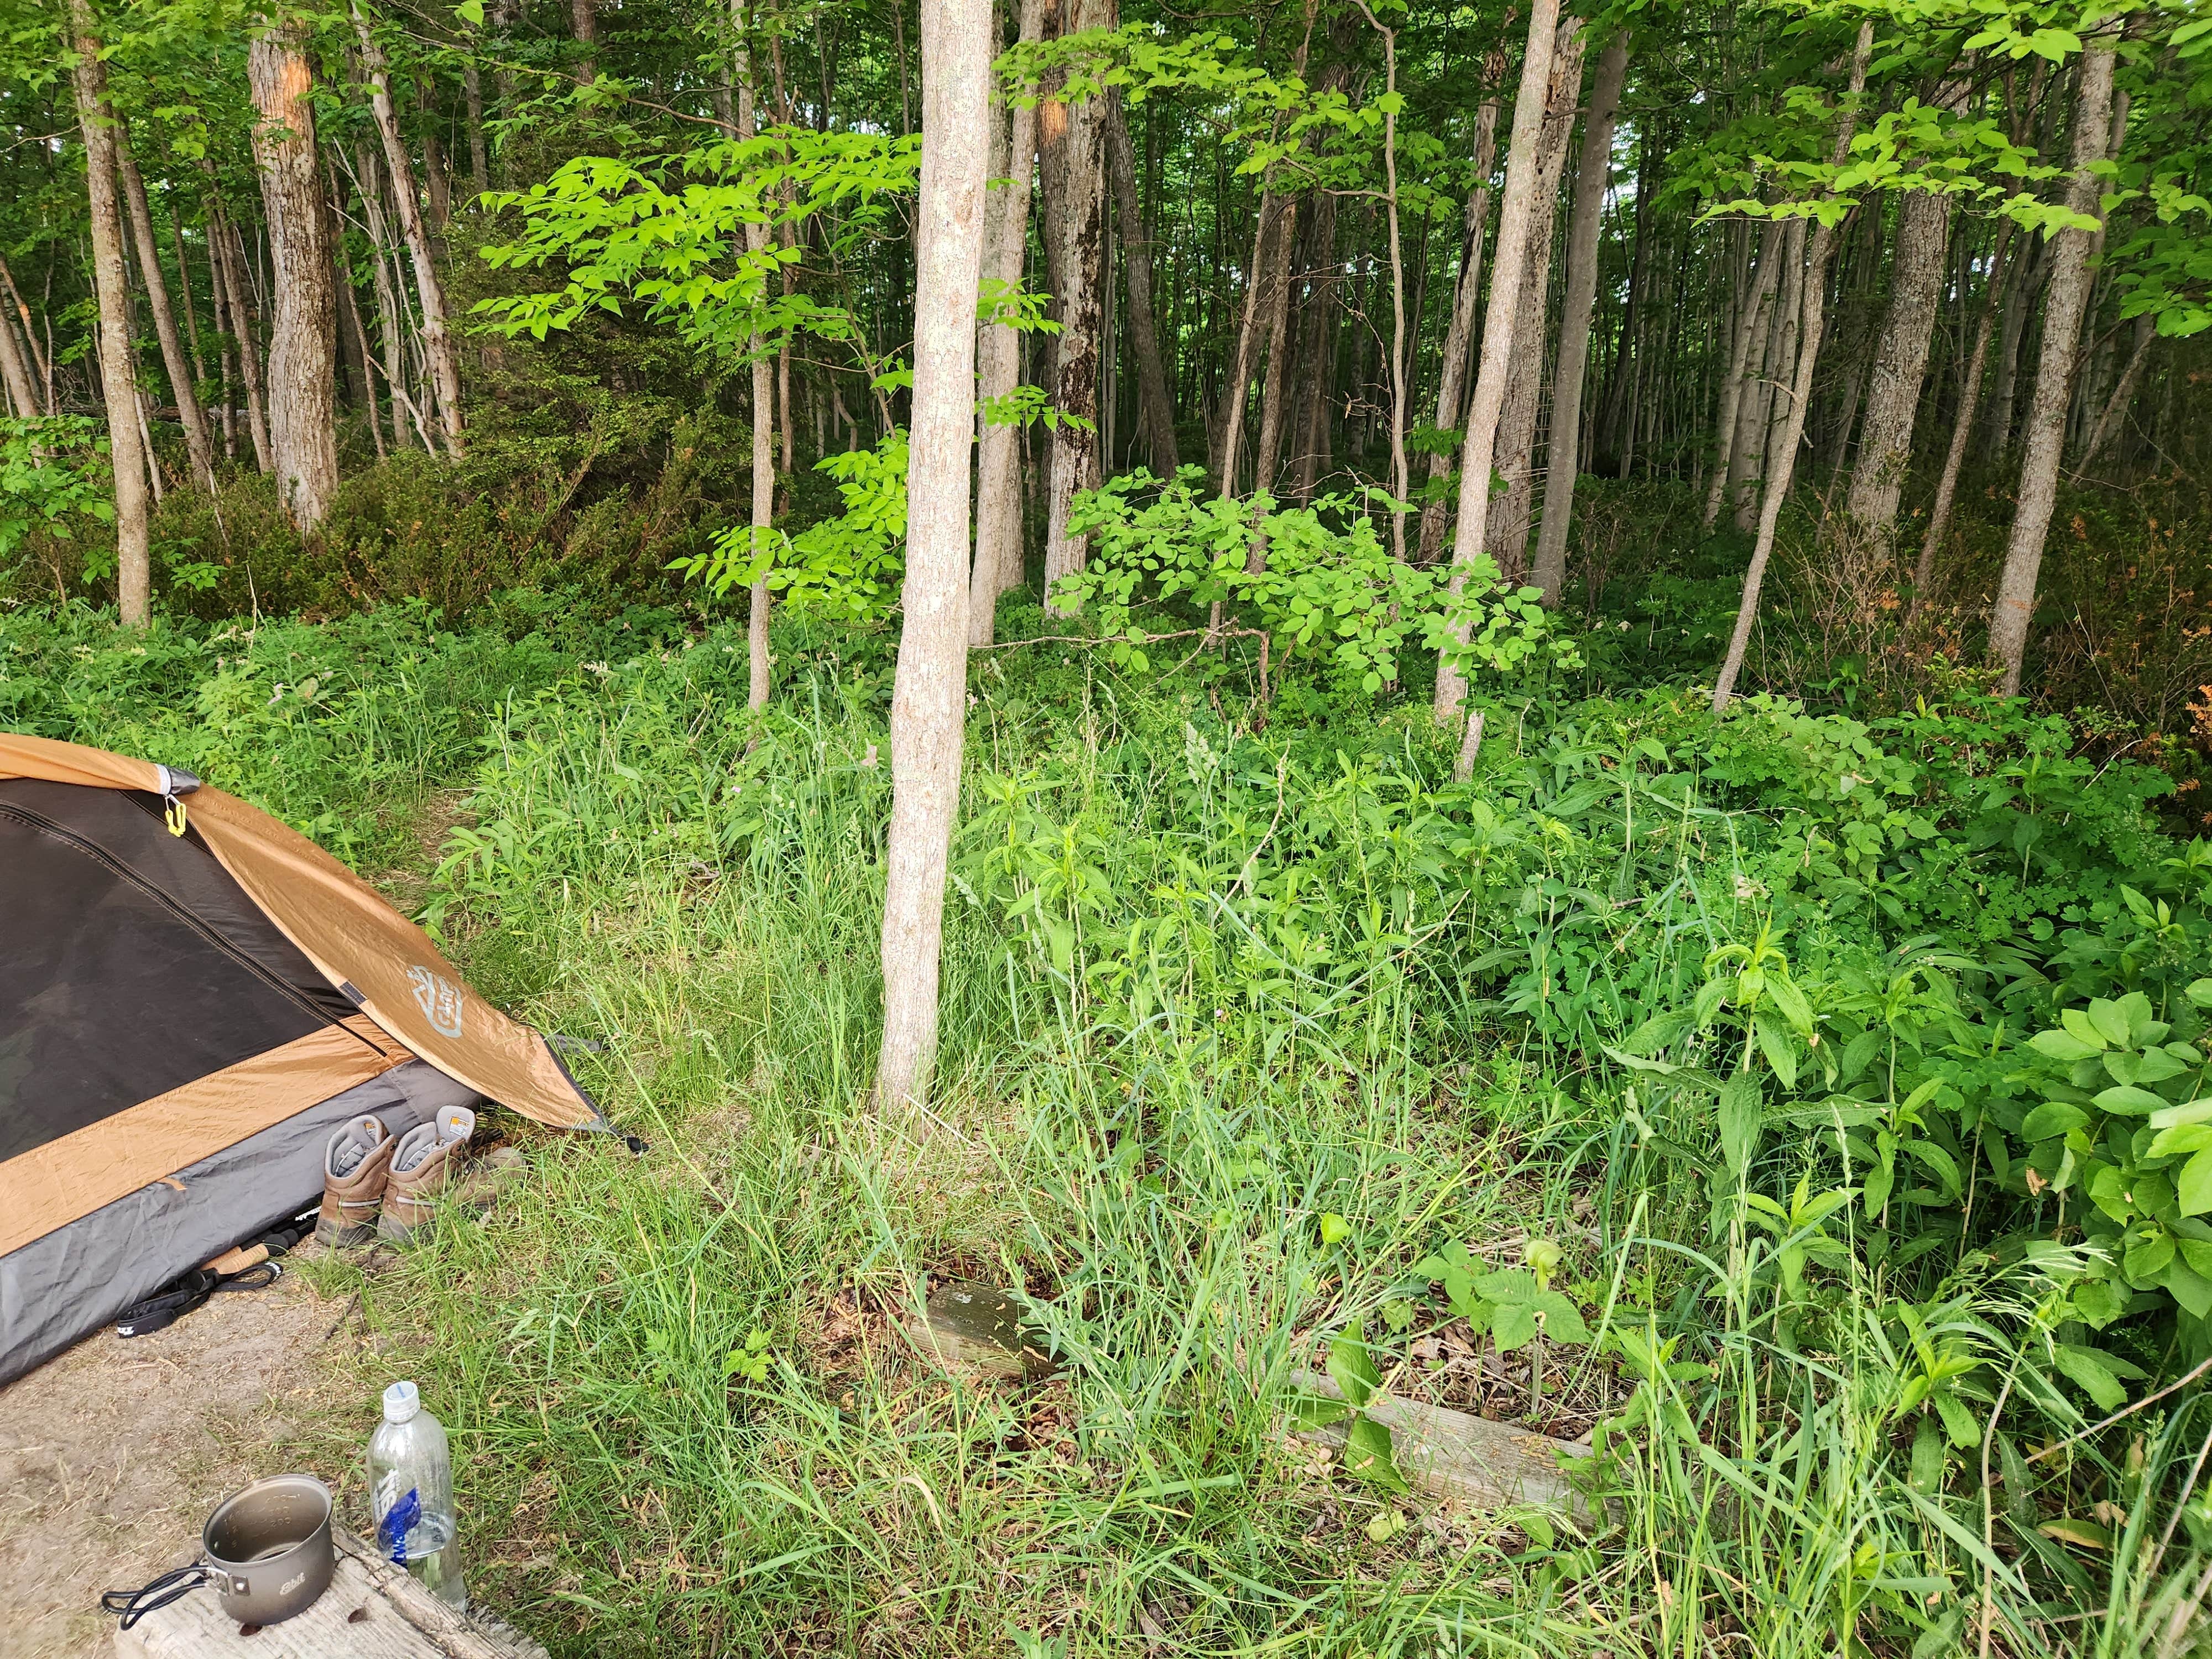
(9, 599, 2210, 1656)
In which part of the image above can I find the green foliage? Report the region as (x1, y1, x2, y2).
(0, 416, 114, 570)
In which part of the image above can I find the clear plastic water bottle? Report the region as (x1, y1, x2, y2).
(368, 1380, 467, 1611)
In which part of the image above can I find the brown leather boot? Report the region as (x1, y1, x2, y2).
(315, 1115, 395, 1247)
(378, 1107, 476, 1245)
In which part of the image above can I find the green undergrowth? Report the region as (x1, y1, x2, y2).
(9, 597, 2212, 1656)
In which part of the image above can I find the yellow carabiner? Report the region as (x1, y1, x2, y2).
(165, 796, 189, 837)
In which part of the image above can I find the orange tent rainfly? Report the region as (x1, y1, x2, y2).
(0, 732, 603, 1381)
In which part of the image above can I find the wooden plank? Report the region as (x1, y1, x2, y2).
(1291, 1371, 1594, 1516)
(114, 1528, 547, 1659)
(906, 1280, 1060, 1380)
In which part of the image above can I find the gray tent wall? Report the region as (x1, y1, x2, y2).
(0, 1061, 477, 1385)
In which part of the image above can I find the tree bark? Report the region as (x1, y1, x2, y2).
(2079, 311, 2152, 471)
(1212, 192, 1284, 497)
(0, 279, 37, 419)
(737, 12, 774, 708)
(204, 229, 238, 455)
(1103, 93, 1178, 477)
(572, 0, 597, 80)
(877, 0, 990, 1113)
(1487, 25, 1585, 585)
(1989, 41, 2116, 697)
(1529, 31, 1627, 604)
(248, 18, 340, 528)
(970, 0, 1044, 645)
(67, 0, 150, 625)
(1042, 0, 1112, 607)
(1415, 82, 1500, 564)
(116, 135, 218, 492)
(1291, 187, 1339, 502)
(1914, 225, 2010, 602)
(1711, 22, 1872, 713)
(202, 178, 274, 471)
(1434, 0, 1566, 757)
(1701, 217, 1783, 530)
(353, 3, 466, 456)
(1843, 184, 1952, 540)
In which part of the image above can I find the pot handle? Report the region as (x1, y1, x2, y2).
(100, 1563, 218, 1631)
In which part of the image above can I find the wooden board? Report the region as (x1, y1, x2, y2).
(905, 1279, 1060, 1380)
(114, 1527, 549, 1659)
(1291, 1371, 1594, 1516)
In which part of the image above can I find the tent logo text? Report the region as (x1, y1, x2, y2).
(408, 966, 465, 1039)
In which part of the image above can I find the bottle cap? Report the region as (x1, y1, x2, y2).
(383, 1380, 421, 1423)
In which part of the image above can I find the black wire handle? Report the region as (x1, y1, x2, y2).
(100, 1563, 213, 1630)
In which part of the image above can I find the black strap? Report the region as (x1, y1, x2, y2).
(113, 1222, 305, 1339)
(102, 1564, 213, 1630)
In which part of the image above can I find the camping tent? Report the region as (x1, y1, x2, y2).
(0, 732, 602, 1383)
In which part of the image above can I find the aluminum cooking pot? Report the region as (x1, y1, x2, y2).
(102, 1474, 335, 1630)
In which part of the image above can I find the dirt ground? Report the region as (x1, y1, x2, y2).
(0, 1268, 359, 1659)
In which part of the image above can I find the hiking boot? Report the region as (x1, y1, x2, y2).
(378, 1107, 477, 1245)
(316, 1115, 395, 1247)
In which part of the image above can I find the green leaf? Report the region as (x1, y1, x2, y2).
(2031, 1028, 2104, 1062)
(1719, 1071, 1764, 1178)
(1533, 1292, 1590, 1345)
(1319, 1212, 1351, 1246)
(2088, 999, 2133, 1049)
(2152, 1099, 2212, 1131)
(1491, 1301, 1540, 1351)
(2039, 1517, 2113, 1550)
(2060, 1010, 2111, 1052)
(2052, 1344, 2140, 1411)
(2125, 1229, 2176, 1285)
(1342, 1413, 1408, 1493)
(1753, 1011, 1798, 1089)
(1934, 1390, 1982, 1450)
(2161, 1256, 2212, 1321)
(456, 0, 486, 22)
(2181, 1149, 2212, 1216)
(2149, 1124, 2212, 1160)
(2021, 1102, 2090, 1141)
(2185, 979, 2212, 1009)
(1327, 1323, 1383, 1410)
(2095, 1085, 2168, 1117)
(1910, 1412, 1946, 1493)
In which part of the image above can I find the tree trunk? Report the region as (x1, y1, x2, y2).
(1103, 93, 1178, 477)
(116, 135, 217, 492)
(877, 0, 990, 1113)
(204, 231, 238, 455)
(1211, 193, 1284, 497)
(1985, 237, 2045, 461)
(1529, 32, 1627, 604)
(1291, 189, 1339, 503)
(248, 19, 340, 528)
(202, 178, 274, 471)
(1487, 25, 1585, 585)
(737, 14, 774, 707)
(1843, 184, 1952, 540)
(2079, 312, 2152, 471)
(1711, 22, 1872, 713)
(1914, 225, 2011, 601)
(1251, 194, 1301, 506)
(352, 146, 413, 453)
(1042, 0, 1112, 607)
(1729, 217, 1803, 532)
(1415, 84, 1501, 563)
(463, 60, 490, 190)
(970, 0, 1044, 645)
(1433, 0, 1566, 759)
(1701, 217, 1783, 529)
(354, 2, 466, 455)
(1989, 42, 2116, 698)
(1598, 119, 1654, 470)
(0, 278, 37, 419)
(67, 0, 150, 625)
(572, 0, 597, 80)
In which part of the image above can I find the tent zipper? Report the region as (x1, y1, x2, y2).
(0, 802, 389, 1058)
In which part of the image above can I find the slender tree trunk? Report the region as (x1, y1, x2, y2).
(463, 60, 490, 190)
(170, 214, 207, 391)
(1914, 226, 2011, 602)
(352, 146, 413, 453)
(115, 138, 218, 492)
(0, 257, 53, 413)
(2079, 312, 2152, 470)
(1598, 121, 1654, 469)
(1251, 194, 1301, 508)
(1990, 41, 2116, 697)
(205, 232, 238, 455)
(1530, 32, 1627, 604)
(1103, 93, 1178, 477)
(1702, 218, 1783, 529)
(572, 0, 597, 79)
(1292, 189, 1339, 503)
(248, 19, 340, 528)
(0, 280, 36, 419)
(1416, 84, 1500, 563)
(67, 0, 150, 624)
(1042, 0, 1112, 607)
(204, 180, 274, 470)
(970, 0, 1044, 645)
(1434, 0, 1566, 762)
(877, 0, 990, 1113)
(735, 13, 775, 707)
(1711, 22, 1872, 713)
(1843, 184, 1952, 540)
(1985, 237, 2044, 461)
(354, 3, 466, 456)
(1488, 26, 1585, 585)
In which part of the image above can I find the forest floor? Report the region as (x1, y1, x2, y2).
(0, 1271, 358, 1659)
